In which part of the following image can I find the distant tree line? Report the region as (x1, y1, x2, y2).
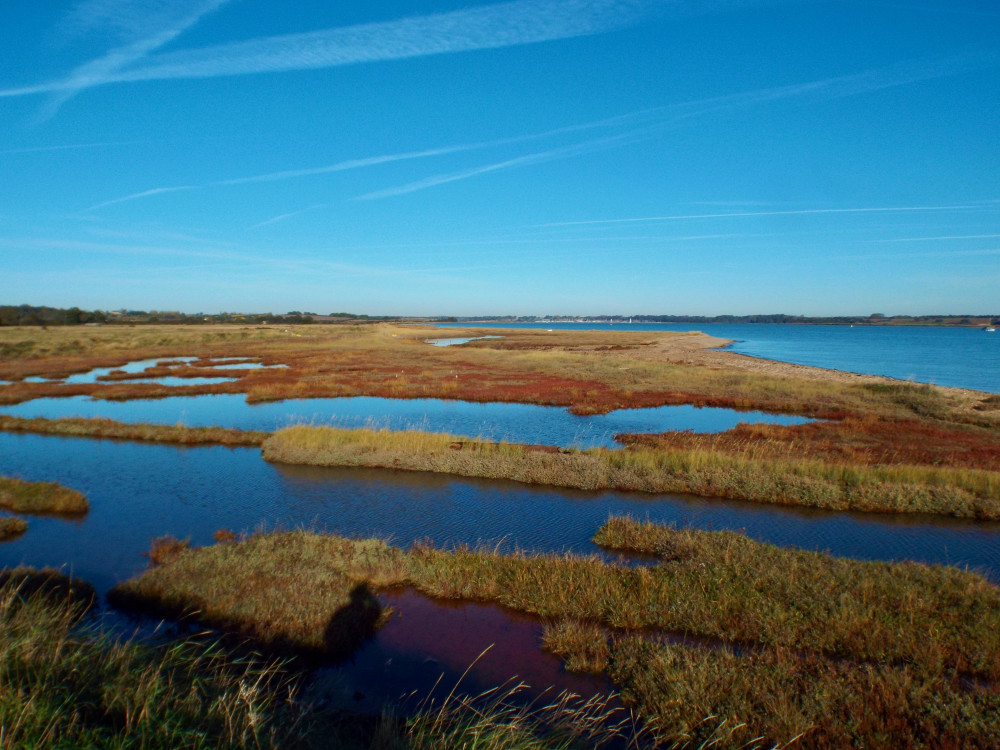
(0, 305, 107, 326)
(0, 304, 398, 326)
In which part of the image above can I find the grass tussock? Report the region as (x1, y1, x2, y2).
(113, 526, 1000, 680)
(110, 532, 406, 657)
(0, 475, 89, 515)
(0, 516, 28, 541)
(0, 415, 269, 446)
(263, 425, 1000, 518)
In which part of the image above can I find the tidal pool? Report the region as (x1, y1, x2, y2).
(5, 356, 285, 387)
(426, 335, 503, 346)
(0, 393, 812, 449)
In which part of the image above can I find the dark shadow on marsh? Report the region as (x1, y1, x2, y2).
(324, 583, 384, 661)
(0, 567, 96, 615)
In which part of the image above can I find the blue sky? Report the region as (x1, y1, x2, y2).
(1, 0, 997, 316)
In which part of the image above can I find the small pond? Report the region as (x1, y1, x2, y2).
(0, 394, 812, 449)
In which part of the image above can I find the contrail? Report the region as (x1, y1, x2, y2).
(538, 205, 993, 227)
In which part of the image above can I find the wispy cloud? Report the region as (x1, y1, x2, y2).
(35, 0, 233, 117)
(872, 233, 1000, 243)
(77, 47, 1000, 209)
(82, 113, 647, 209)
(86, 185, 196, 211)
(355, 130, 645, 200)
(651, 49, 998, 125)
(248, 205, 325, 230)
(539, 204, 995, 227)
(0, 140, 138, 155)
(357, 51, 999, 201)
(2, 0, 658, 98)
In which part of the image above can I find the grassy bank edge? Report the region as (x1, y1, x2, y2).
(262, 425, 1000, 519)
(0, 414, 268, 446)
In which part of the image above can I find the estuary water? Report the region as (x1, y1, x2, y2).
(437, 322, 1000, 393)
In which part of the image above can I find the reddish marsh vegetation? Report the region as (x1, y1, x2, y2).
(619, 416, 1000, 471)
(3, 323, 996, 425)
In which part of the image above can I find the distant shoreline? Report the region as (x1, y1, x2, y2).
(443, 317, 998, 328)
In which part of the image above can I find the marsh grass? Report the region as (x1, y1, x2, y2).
(0, 516, 27, 541)
(263, 425, 1000, 518)
(604, 637, 1000, 749)
(619, 416, 1000, 471)
(402, 674, 638, 750)
(0, 475, 89, 515)
(113, 526, 1000, 680)
(110, 532, 406, 657)
(0, 415, 269, 446)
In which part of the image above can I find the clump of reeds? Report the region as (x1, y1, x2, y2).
(0, 415, 269, 446)
(263, 425, 1000, 518)
(0, 476, 89, 515)
(0, 568, 321, 749)
(404, 680, 634, 749)
(541, 620, 610, 673)
(0, 516, 27, 541)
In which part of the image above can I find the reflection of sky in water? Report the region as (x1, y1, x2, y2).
(0, 394, 812, 449)
(6, 356, 284, 386)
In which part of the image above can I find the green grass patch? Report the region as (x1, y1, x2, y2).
(0, 476, 88, 515)
(263, 425, 1000, 518)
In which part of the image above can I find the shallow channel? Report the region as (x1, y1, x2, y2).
(0, 393, 812, 449)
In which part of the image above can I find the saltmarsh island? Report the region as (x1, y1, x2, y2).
(1, 321, 999, 747)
